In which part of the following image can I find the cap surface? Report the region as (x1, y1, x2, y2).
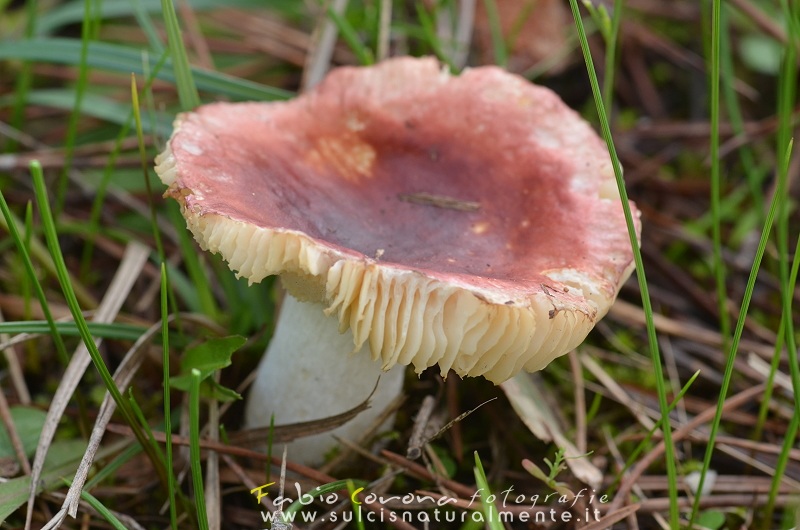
(155, 56, 640, 383)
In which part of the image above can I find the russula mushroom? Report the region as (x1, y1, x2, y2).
(155, 57, 639, 463)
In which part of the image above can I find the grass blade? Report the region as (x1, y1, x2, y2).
(0, 321, 146, 341)
(35, 0, 291, 35)
(283, 479, 368, 520)
(189, 368, 210, 530)
(719, 4, 765, 214)
(161, 0, 200, 110)
(691, 0, 797, 522)
(708, 0, 731, 349)
(28, 160, 170, 519)
(327, 4, 374, 65)
(473, 452, 503, 530)
(608, 370, 701, 494)
(567, 2, 680, 525)
(0, 39, 292, 102)
(55, 0, 101, 217)
(78, 489, 130, 530)
(481, 0, 507, 68)
(131, 0, 165, 54)
(161, 264, 179, 529)
(349, 479, 367, 530)
(167, 203, 219, 319)
(78, 50, 171, 277)
(415, 2, 457, 71)
(689, 138, 793, 527)
(602, 0, 623, 112)
(7, 0, 38, 153)
(0, 88, 172, 137)
(0, 194, 71, 367)
(764, 214, 800, 525)
(132, 73, 165, 261)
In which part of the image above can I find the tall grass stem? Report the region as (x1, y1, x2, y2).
(30, 160, 171, 496)
(189, 368, 210, 530)
(567, 2, 680, 525)
(161, 0, 200, 110)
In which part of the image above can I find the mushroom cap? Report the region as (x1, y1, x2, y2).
(155, 57, 640, 384)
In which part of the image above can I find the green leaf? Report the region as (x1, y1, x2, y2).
(739, 34, 782, 75)
(170, 373, 203, 390)
(695, 510, 726, 530)
(0, 407, 47, 459)
(181, 335, 246, 374)
(170, 336, 245, 400)
(170, 375, 242, 402)
(206, 380, 242, 402)
(0, 440, 86, 524)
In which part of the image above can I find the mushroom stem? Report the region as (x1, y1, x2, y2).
(244, 294, 405, 464)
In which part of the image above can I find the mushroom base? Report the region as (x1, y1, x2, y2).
(244, 295, 405, 464)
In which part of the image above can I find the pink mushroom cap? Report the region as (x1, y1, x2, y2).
(155, 57, 640, 384)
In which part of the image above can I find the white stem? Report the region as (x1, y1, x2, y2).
(244, 295, 405, 464)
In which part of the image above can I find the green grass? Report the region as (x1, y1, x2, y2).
(29, 160, 172, 499)
(0, 191, 72, 367)
(569, 0, 679, 524)
(189, 368, 209, 530)
(688, 0, 730, 526)
(161, 263, 179, 529)
(481, 0, 507, 68)
(54, 0, 101, 217)
(689, 1, 799, 527)
(1, 1, 798, 529)
(7, 0, 37, 154)
(0, 38, 292, 101)
(160, 0, 200, 110)
(472, 452, 503, 530)
(79, 488, 130, 530)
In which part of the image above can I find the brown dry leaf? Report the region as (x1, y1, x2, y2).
(473, 0, 572, 73)
(228, 377, 386, 448)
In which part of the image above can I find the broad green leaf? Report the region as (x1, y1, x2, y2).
(181, 335, 246, 374)
(0, 407, 46, 459)
(0, 440, 86, 524)
(171, 336, 245, 400)
(695, 510, 726, 530)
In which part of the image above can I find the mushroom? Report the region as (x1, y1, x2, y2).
(154, 57, 639, 464)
